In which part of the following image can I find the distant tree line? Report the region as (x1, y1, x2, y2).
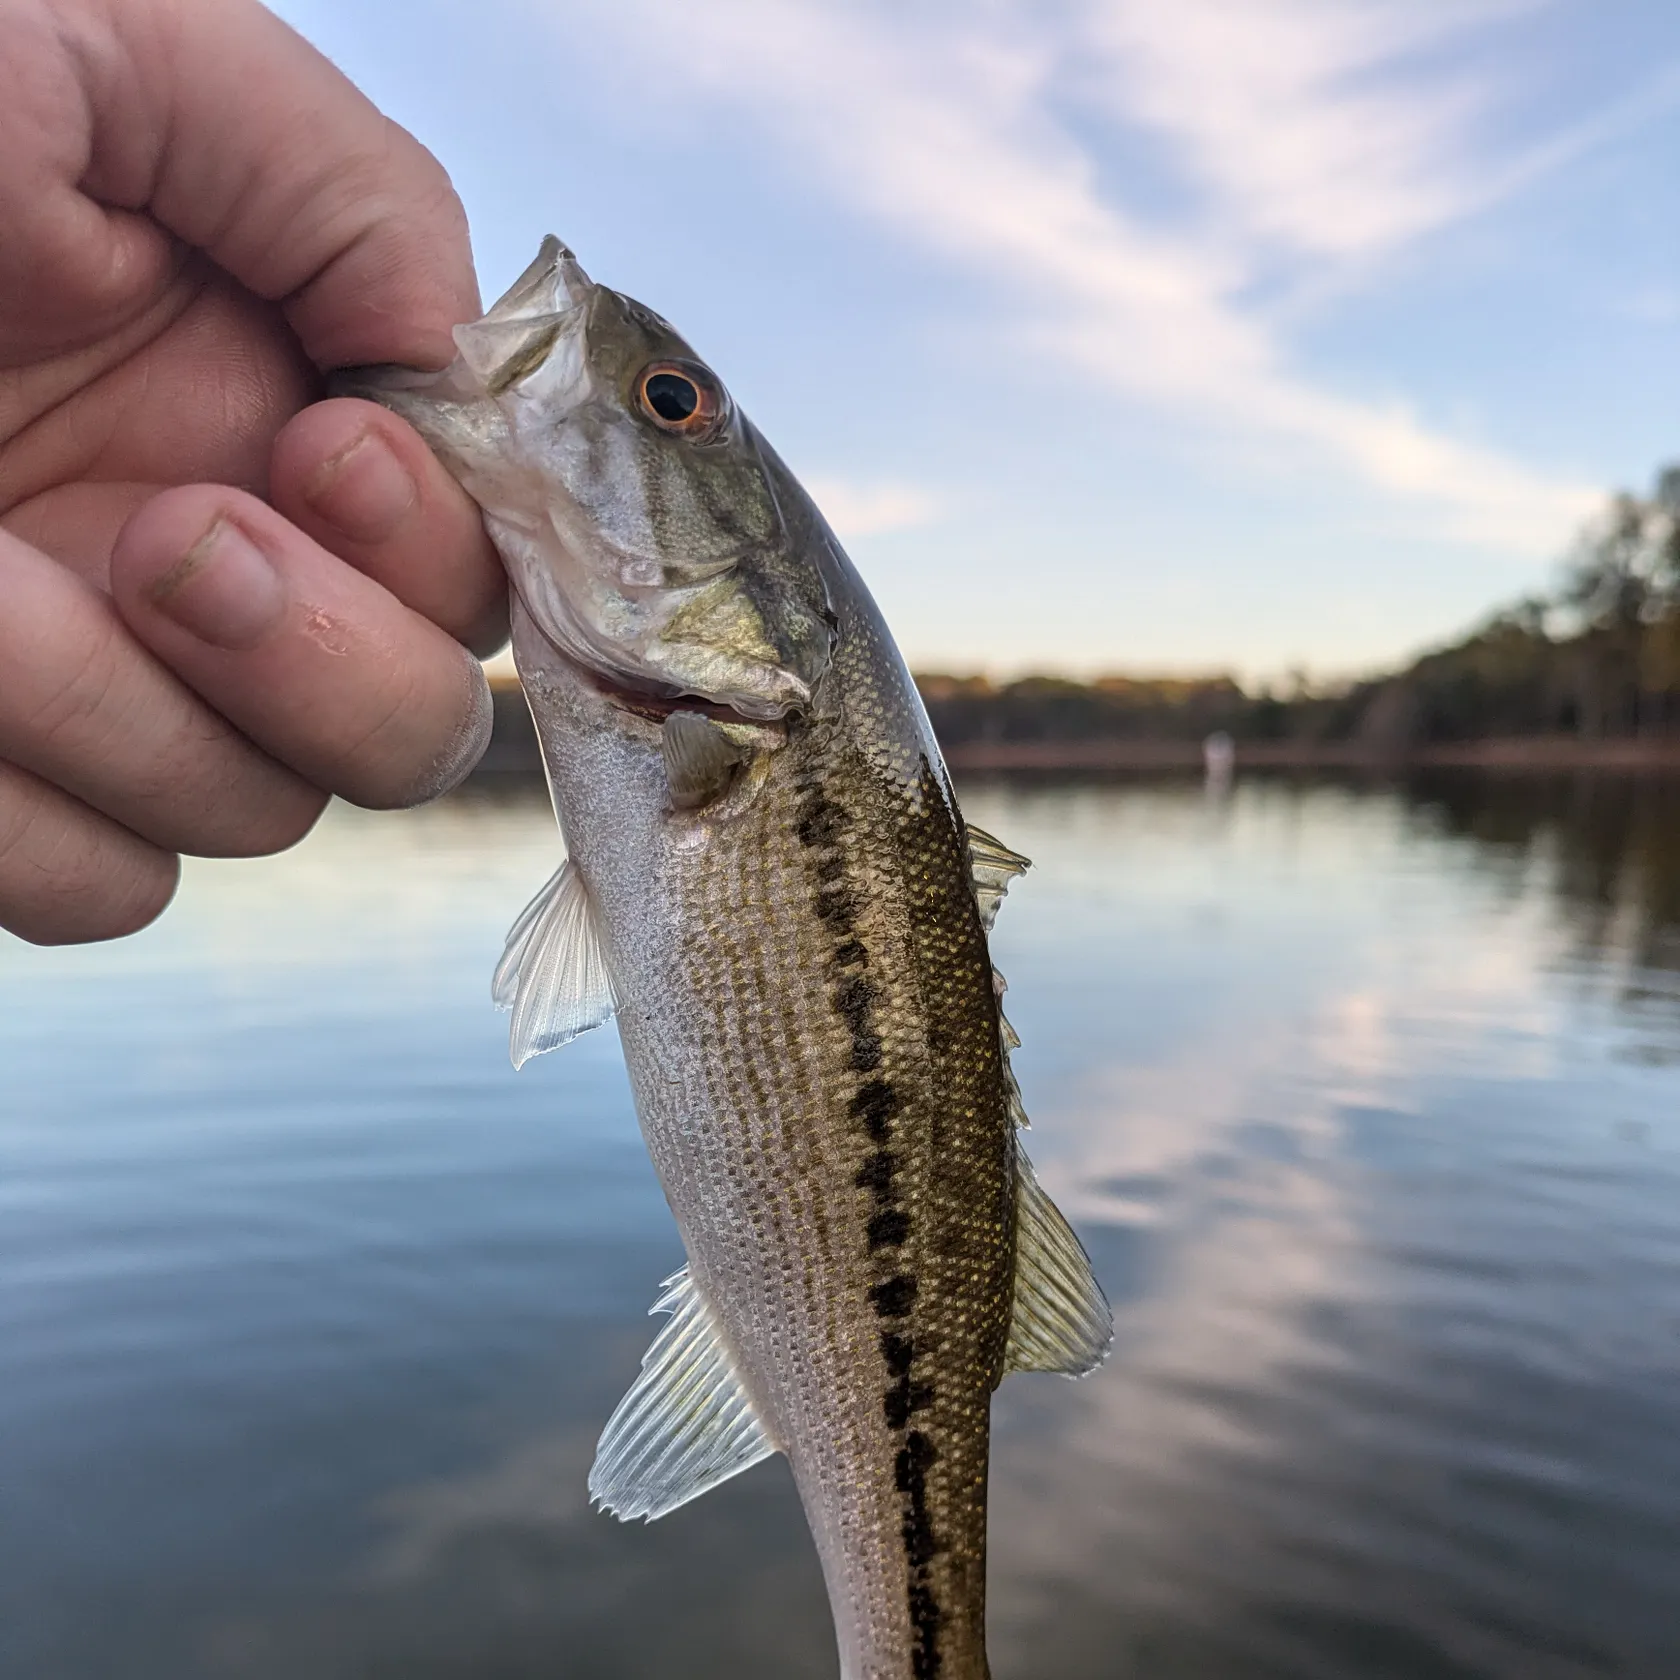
(916, 464, 1680, 750)
(915, 673, 1252, 747)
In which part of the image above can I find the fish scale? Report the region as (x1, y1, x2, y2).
(337, 234, 1110, 1680)
(532, 601, 1011, 1677)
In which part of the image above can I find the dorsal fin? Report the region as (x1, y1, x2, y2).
(1004, 1143, 1112, 1378)
(967, 821, 1034, 1123)
(966, 819, 1102, 1362)
(992, 967, 1029, 1129)
(590, 1266, 777, 1521)
(492, 859, 617, 1069)
(966, 823, 1031, 931)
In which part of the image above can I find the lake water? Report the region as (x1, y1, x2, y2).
(3, 773, 1678, 1680)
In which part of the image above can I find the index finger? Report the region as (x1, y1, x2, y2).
(7, 0, 478, 368)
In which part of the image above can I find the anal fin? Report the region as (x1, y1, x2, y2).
(1004, 1142, 1113, 1378)
(492, 859, 616, 1069)
(590, 1266, 776, 1521)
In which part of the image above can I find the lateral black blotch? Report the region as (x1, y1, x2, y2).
(855, 1149, 897, 1199)
(870, 1274, 918, 1318)
(883, 1375, 936, 1429)
(849, 1079, 900, 1138)
(868, 1208, 911, 1250)
(880, 1331, 915, 1375)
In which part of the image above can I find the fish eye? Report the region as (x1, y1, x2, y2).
(636, 361, 725, 439)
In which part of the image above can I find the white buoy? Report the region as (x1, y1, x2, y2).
(1203, 730, 1235, 794)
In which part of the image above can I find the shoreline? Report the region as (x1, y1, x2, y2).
(475, 683, 1680, 778)
(936, 737, 1680, 773)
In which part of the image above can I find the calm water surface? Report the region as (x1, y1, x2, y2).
(3, 774, 1679, 1679)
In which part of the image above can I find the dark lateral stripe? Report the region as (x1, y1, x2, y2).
(815, 884, 858, 928)
(795, 772, 943, 1675)
(796, 802, 845, 848)
(835, 974, 878, 1027)
(849, 1078, 900, 1138)
(855, 1149, 897, 1199)
(869, 1274, 917, 1317)
(883, 1374, 936, 1429)
(897, 1430, 945, 1675)
(849, 1032, 884, 1072)
(909, 1583, 943, 1679)
(867, 1208, 911, 1250)
(880, 1331, 915, 1374)
(895, 1428, 937, 1484)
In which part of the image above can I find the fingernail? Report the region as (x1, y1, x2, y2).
(306, 430, 418, 543)
(147, 519, 285, 650)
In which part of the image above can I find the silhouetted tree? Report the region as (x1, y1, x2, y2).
(902, 463, 1680, 753)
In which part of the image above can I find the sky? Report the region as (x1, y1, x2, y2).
(271, 0, 1680, 682)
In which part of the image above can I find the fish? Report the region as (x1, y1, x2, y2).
(336, 238, 1111, 1680)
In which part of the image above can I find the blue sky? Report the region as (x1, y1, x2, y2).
(272, 0, 1680, 682)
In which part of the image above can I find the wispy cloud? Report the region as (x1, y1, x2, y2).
(1069, 0, 1530, 263)
(530, 0, 1655, 553)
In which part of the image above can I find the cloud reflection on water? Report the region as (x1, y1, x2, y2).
(4, 776, 1679, 1678)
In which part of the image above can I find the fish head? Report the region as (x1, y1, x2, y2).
(334, 238, 832, 722)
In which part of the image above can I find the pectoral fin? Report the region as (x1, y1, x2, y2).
(590, 1266, 776, 1521)
(1003, 1143, 1113, 1378)
(492, 859, 616, 1069)
(663, 711, 749, 810)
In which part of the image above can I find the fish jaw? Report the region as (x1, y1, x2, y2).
(482, 493, 824, 726)
(330, 243, 833, 724)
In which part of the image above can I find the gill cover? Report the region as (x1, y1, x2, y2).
(337, 237, 833, 721)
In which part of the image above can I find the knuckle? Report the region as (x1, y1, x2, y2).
(20, 601, 129, 754)
(0, 771, 180, 945)
(0, 771, 51, 874)
(390, 131, 470, 242)
(415, 143, 469, 231)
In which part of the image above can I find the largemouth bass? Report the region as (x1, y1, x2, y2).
(339, 239, 1110, 1680)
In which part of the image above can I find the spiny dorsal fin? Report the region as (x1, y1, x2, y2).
(492, 859, 616, 1069)
(1004, 1142, 1113, 1378)
(663, 711, 748, 810)
(992, 967, 1029, 1128)
(966, 823, 1031, 932)
(590, 1266, 776, 1521)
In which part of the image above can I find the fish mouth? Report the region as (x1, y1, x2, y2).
(519, 612, 800, 733)
(586, 668, 777, 729)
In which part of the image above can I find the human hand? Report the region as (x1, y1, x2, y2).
(0, 0, 507, 944)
